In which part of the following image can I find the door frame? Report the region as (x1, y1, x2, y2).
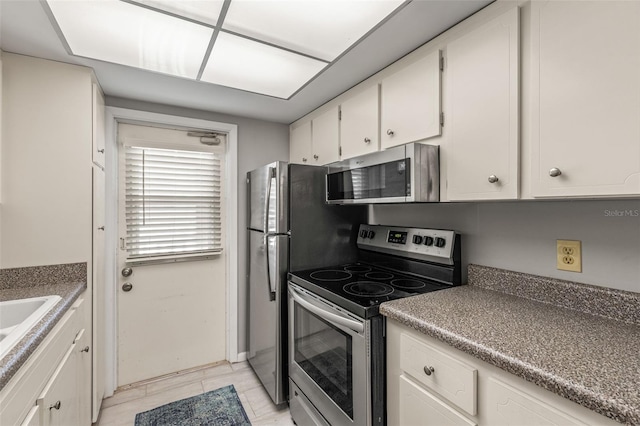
(104, 107, 239, 397)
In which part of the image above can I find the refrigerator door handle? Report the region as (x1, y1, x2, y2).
(264, 233, 277, 301)
(263, 167, 275, 233)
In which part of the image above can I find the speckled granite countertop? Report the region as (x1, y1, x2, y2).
(380, 265, 640, 425)
(0, 263, 86, 391)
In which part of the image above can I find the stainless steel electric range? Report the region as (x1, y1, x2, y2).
(287, 224, 461, 426)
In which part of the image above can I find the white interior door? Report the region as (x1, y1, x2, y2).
(116, 123, 227, 386)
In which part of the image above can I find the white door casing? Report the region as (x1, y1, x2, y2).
(104, 107, 238, 395)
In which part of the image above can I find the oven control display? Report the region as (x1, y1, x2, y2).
(387, 230, 407, 244)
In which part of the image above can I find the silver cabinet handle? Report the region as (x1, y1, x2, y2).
(302, 157, 307, 163)
(549, 168, 562, 177)
(122, 282, 133, 292)
(50, 401, 61, 410)
(97, 226, 105, 231)
(97, 149, 105, 154)
(423, 366, 435, 376)
(386, 129, 394, 136)
(488, 175, 499, 183)
(122, 267, 133, 277)
(81, 346, 90, 353)
(364, 137, 371, 144)
(313, 154, 319, 160)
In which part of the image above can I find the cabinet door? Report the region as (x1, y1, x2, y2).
(92, 83, 105, 168)
(381, 50, 442, 149)
(21, 406, 40, 426)
(398, 376, 477, 426)
(340, 85, 379, 159)
(531, 1, 640, 197)
(290, 121, 312, 165)
(92, 166, 106, 421)
(311, 106, 340, 164)
(37, 344, 79, 426)
(486, 378, 583, 426)
(74, 329, 91, 425)
(446, 7, 519, 201)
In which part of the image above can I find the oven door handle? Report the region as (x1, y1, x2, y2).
(289, 286, 364, 334)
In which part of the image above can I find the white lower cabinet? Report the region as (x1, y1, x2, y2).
(37, 344, 79, 426)
(387, 319, 619, 426)
(0, 293, 90, 426)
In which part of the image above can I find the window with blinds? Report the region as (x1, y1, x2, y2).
(125, 146, 222, 259)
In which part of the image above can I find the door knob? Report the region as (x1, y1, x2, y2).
(122, 282, 133, 292)
(122, 267, 133, 277)
(488, 175, 499, 183)
(549, 167, 562, 177)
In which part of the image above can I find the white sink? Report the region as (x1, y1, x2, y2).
(0, 295, 62, 358)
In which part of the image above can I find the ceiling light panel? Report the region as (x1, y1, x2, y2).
(201, 32, 327, 98)
(223, 0, 405, 61)
(46, 0, 213, 79)
(127, 0, 225, 26)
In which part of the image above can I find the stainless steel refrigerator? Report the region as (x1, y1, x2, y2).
(246, 162, 366, 405)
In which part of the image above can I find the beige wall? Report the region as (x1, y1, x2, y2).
(371, 199, 640, 293)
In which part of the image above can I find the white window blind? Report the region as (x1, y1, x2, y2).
(125, 146, 222, 259)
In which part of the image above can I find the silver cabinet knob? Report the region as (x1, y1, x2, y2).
(97, 149, 105, 154)
(122, 267, 133, 277)
(364, 137, 371, 144)
(97, 226, 105, 231)
(313, 154, 319, 160)
(423, 366, 435, 376)
(488, 175, 499, 183)
(302, 157, 307, 163)
(386, 129, 395, 136)
(122, 282, 133, 292)
(50, 401, 61, 410)
(549, 167, 562, 177)
(81, 346, 90, 353)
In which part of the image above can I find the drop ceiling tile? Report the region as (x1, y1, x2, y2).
(200, 32, 327, 99)
(223, 0, 405, 61)
(128, 0, 225, 26)
(46, 0, 213, 79)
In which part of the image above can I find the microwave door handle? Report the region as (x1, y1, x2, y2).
(264, 233, 277, 302)
(263, 167, 274, 233)
(289, 287, 364, 334)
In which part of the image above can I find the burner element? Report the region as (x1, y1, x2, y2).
(365, 271, 395, 281)
(344, 265, 372, 273)
(309, 270, 352, 281)
(390, 278, 426, 289)
(343, 281, 394, 297)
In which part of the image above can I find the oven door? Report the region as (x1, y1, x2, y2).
(288, 283, 370, 426)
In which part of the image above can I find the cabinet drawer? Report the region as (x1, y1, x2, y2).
(486, 378, 584, 426)
(399, 375, 476, 426)
(21, 405, 40, 426)
(400, 333, 477, 415)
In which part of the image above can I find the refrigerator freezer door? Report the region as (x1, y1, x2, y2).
(247, 230, 289, 405)
(248, 162, 288, 233)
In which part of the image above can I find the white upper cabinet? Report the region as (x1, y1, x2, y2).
(311, 106, 340, 165)
(290, 121, 312, 165)
(92, 84, 105, 168)
(340, 85, 379, 160)
(446, 7, 520, 201)
(531, 0, 640, 197)
(381, 50, 442, 149)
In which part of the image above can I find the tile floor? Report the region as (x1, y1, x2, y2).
(96, 361, 295, 425)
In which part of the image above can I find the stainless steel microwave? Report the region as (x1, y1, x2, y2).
(326, 143, 439, 204)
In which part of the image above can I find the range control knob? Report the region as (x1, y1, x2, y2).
(367, 230, 376, 239)
(424, 236, 434, 246)
(360, 230, 368, 238)
(435, 237, 446, 248)
(412, 235, 423, 245)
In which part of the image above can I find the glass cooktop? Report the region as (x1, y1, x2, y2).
(288, 262, 450, 319)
